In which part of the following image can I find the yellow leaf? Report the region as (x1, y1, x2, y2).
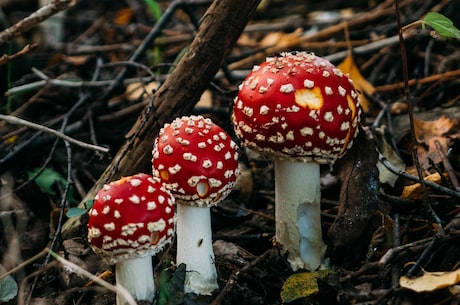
(337, 54, 375, 113)
(126, 82, 159, 101)
(4, 135, 18, 144)
(400, 173, 446, 200)
(280, 270, 330, 303)
(114, 8, 133, 25)
(400, 268, 460, 292)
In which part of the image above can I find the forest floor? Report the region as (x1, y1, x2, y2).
(1, 0, 460, 304)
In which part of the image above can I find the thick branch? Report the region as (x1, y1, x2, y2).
(62, 0, 260, 238)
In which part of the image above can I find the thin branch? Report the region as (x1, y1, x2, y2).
(0, 114, 109, 153)
(5, 75, 158, 96)
(0, 0, 76, 47)
(48, 249, 137, 305)
(0, 43, 39, 65)
(378, 153, 460, 199)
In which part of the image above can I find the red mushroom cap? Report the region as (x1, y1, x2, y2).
(87, 173, 175, 264)
(232, 52, 361, 164)
(152, 115, 240, 207)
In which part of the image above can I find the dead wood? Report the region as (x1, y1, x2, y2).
(61, 0, 261, 238)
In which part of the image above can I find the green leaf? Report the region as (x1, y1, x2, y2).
(66, 200, 93, 218)
(66, 207, 88, 218)
(28, 168, 67, 196)
(0, 275, 18, 302)
(143, 0, 162, 20)
(423, 12, 460, 39)
(157, 264, 185, 305)
(280, 270, 330, 303)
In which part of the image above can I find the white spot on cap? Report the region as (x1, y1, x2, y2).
(340, 121, 350, 131)
(333, 68, 343, 77)
(260, 105, 269, 115)
(322, 70, 330, 77)
(338, 86, 346, 96)
(337, 105, 344, 114)
(202, 159, 212, 168)
(102, 205, 110, 214)
(114, 198, 123, 204)
(256, 134, 265, 141)
(88, 227, 101, 238)
(219, 132, 227, 140)
(304, 79, 315, 88)
(325, 86, 333, 95)
(243, 106, 254, 117)
(168, 164, 181, 174)
(148, 219, 166, 232)
(114, 210, 121, 218)
(183, 152, 197, 162)
(163, 145, 173, 155)
(104, 222, 115, 231)
(129, 195, 141, 204)
(224, 170, 234, 178)
(280, 84, 294, 93)
(259, 86, 268, 93)
(324, 112, 334, 122)
(130, 179, 142, 187)
(121, 223, 142, 236)
(209, 178, 222, 187)
(300, 127, 314, 136)
(147, 201, 157, 210)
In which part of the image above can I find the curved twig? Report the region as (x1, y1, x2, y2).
(0, 114, 109, 153)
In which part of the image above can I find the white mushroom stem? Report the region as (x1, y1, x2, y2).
(115, 255, 155, 305)
(176, 203, 219, 295)
(274, 159, 325, 271)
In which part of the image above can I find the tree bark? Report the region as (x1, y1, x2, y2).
(62, 0, 260, 238)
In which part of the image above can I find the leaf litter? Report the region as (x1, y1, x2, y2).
(1, 0, 460, 304)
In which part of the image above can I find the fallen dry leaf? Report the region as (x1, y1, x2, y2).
(400, 172, 447, 200)
(259, 28, 303, 49)
(413, 115, 457, 167)
(413, 115, 455, 141)
(126, 82, 159, 101)
(280, 270, 330, 303)
(337, 54, 375, 113)
(400, 268, 460, 292)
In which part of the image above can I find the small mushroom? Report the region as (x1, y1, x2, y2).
(232, 51, 361, 271)
(152, 115, 240, 295)
(87, 173, 175, 305)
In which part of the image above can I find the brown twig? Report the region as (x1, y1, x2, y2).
(435, 139, 460, 191)
(210, 248, 274, 305)
(374, 68, 460, 92)
(0, 43, 38, 65)
(0, 0, 76, 47)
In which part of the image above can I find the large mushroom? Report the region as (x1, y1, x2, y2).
(87, 173, 175, 305)
(232, 51, 361, 271)
(152, 115, 239, 295)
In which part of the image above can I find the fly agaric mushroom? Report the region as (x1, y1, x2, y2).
(232, 51, 361, 271)
(87, 173, 175, 305)
(152, 115, 239, 295)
